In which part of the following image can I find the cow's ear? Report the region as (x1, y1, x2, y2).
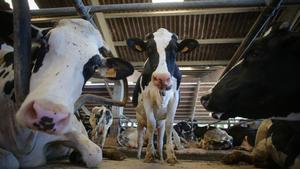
(178, 39, 199, 53)
(96, 58, 134, 80)
(127, 38, 146, 52)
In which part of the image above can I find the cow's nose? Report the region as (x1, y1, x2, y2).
(201, 94, 211, 108)
(25, 101, 70, 133)
(152, 73, 172, 89)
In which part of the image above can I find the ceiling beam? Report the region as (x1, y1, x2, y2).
(90, 0, 118, 57)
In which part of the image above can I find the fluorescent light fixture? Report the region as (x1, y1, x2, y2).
(179, 67, 194, 71)
(153, 0, 184, 3)
(5, 0, 39, 9)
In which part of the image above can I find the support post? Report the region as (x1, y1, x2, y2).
(13, 0, 31, 106)
(105, 80, 124, 146)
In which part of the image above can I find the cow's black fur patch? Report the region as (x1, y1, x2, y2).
(3, 80, 13, 95)
(0, 70, 5, 77)
(3, 52, 13, 67)
(82, 54, 101, 83)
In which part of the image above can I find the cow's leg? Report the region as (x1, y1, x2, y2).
(157, 120, 165, 163)
(19, 132, 69, 168)
(144, 119, 156, 163)
(165, 94, 179, 164)
(65, 131, 102, 167)
(0, 148, 19, 169)
(172, 130, 184, 150)
(137, 124, 145, 159)
(64, 115, 102, 168)
(143, 99, 156, 163)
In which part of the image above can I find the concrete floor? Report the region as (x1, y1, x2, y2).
(38, 158, 257, 169)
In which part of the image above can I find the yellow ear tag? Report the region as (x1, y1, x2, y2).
(181, 46, 189, 53)
(105, 68, 117, 78)
(134, 45, 143, 51)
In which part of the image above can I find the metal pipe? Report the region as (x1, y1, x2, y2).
(13, 0, 31, 106)
(30, 0, 300, 17)
(220, 0, 283, 77)
(74, 79, 129, 111)
(72, 0, 97, 27)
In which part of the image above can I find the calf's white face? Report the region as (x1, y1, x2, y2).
(15, 19, 132, 134)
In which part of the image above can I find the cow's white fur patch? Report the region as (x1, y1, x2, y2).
(153, 28, 173, 75)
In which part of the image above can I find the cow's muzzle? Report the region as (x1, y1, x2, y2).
(16, 100, 71, 134)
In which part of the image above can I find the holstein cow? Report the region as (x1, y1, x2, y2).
(200, 23, 300, 120)
(0, 18, 133, 168)
(89, 106, 113, 148)
(127, 28, 198, 163)
(223, 119, 300, 169)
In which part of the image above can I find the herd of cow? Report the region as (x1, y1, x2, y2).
(0, 3, 299, 169)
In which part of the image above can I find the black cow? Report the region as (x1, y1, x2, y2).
(223, 119, 300, 169)
(201, 23, 300, 120)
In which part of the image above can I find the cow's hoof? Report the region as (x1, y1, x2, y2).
(103, 148, 126, 161)
(0, 150, 19, 169)
(144, 153, 155, 163)
(166, 157, 178, 165)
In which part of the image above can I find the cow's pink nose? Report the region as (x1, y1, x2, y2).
(152, 73, 172, 90)
(25, 101, 70, 133)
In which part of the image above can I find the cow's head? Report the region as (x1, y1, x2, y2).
(127, 28, 198, 91)
(16, 19, 133, 134)
(201, 23, 300, 120)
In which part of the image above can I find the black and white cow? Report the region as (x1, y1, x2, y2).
(201, 23, 300, 120)
(127, 28, 198, 164)
(223, 119, 300, 169)
(0, 18, 133, 168)
(89, 106, 113, 148)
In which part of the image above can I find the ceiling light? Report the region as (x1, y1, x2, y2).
(152, 0, 184, 3)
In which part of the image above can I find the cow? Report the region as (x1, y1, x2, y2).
(226, 120, 261, 151)
(200, 23, 300, 120)
(127, 28, 198, 164)
(89, 106, 113, 148)
(197, 128, 233, 150)
(223, 119, 300, 169)
(0, 18, 133, 168)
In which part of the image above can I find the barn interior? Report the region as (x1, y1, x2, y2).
(3, 0, 300, 169)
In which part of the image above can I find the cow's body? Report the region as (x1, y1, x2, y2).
(223, 119, 300, 169)
(201, 23, 300, 120)
(127, 28, 198, 164)
(89, 106, 113, 148)
(0, 18, 133, 168)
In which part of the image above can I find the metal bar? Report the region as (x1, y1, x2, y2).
(220, 0, 283, 77)
(131, 60, 229, 67)
(114, 38, 243, 46)
(72, 0, 96, 27)
(30, 1, 300, 17)
(190, 81, 201, 121)
(13, 0, 31, 106)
